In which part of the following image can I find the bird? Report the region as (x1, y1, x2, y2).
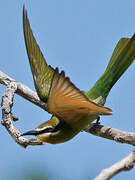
(22, 6, 135, 144)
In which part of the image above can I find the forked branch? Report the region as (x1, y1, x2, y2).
(1, 76, 44, 148)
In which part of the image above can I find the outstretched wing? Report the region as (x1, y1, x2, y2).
(86, 34, 135, 105)
(48, 68, 112, 124)
(23, 6, 54, 102)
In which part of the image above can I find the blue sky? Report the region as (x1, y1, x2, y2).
(0, 1, 135, 180)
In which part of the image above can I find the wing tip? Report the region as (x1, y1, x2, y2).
(23, 4, 29, 26)
(101, 106, 113, 116)
(23, 4, 26, 19)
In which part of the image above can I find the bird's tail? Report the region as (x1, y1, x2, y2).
(86, 34, 135, 105)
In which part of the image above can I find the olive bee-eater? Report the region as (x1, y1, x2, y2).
(22, 6, 135, 144)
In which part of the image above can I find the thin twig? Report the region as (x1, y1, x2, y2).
(94, 150, 135, 180)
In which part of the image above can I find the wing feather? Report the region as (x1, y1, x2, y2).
(48, 68, 112, 123)
(23, 7, 54, 102)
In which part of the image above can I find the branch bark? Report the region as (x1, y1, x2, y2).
(0, 71, 47, 110)
(85, 124, 135, 146)
(1, 78, 44, 148)
(94, 150, 135, 180)
(1, 70, 135, 147)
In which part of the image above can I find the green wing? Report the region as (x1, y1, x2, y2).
(23, 7, 135, 128)
(86, 34, 135, 105)
(23, 6, 54, 102)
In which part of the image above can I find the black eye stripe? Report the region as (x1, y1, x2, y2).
(38, 120, 67, 135)
(38, 127, 54, 134)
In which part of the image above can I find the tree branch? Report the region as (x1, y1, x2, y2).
(1, 70, 135, 147)
(85, 124, 135, 146)
(0, 71, 47, 110)
(94, 150, 135, 180)
(1, 79, 44, 148)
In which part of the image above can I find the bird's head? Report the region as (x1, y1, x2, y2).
(21, 116, 77, 144)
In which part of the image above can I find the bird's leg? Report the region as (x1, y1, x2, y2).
(96, 116, 100, 125)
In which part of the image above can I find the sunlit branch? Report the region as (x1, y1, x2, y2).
(0, 77, 44, 148)
(94, 150, 135, 180)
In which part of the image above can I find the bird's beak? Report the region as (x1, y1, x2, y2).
(21, 130, 40, 136)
